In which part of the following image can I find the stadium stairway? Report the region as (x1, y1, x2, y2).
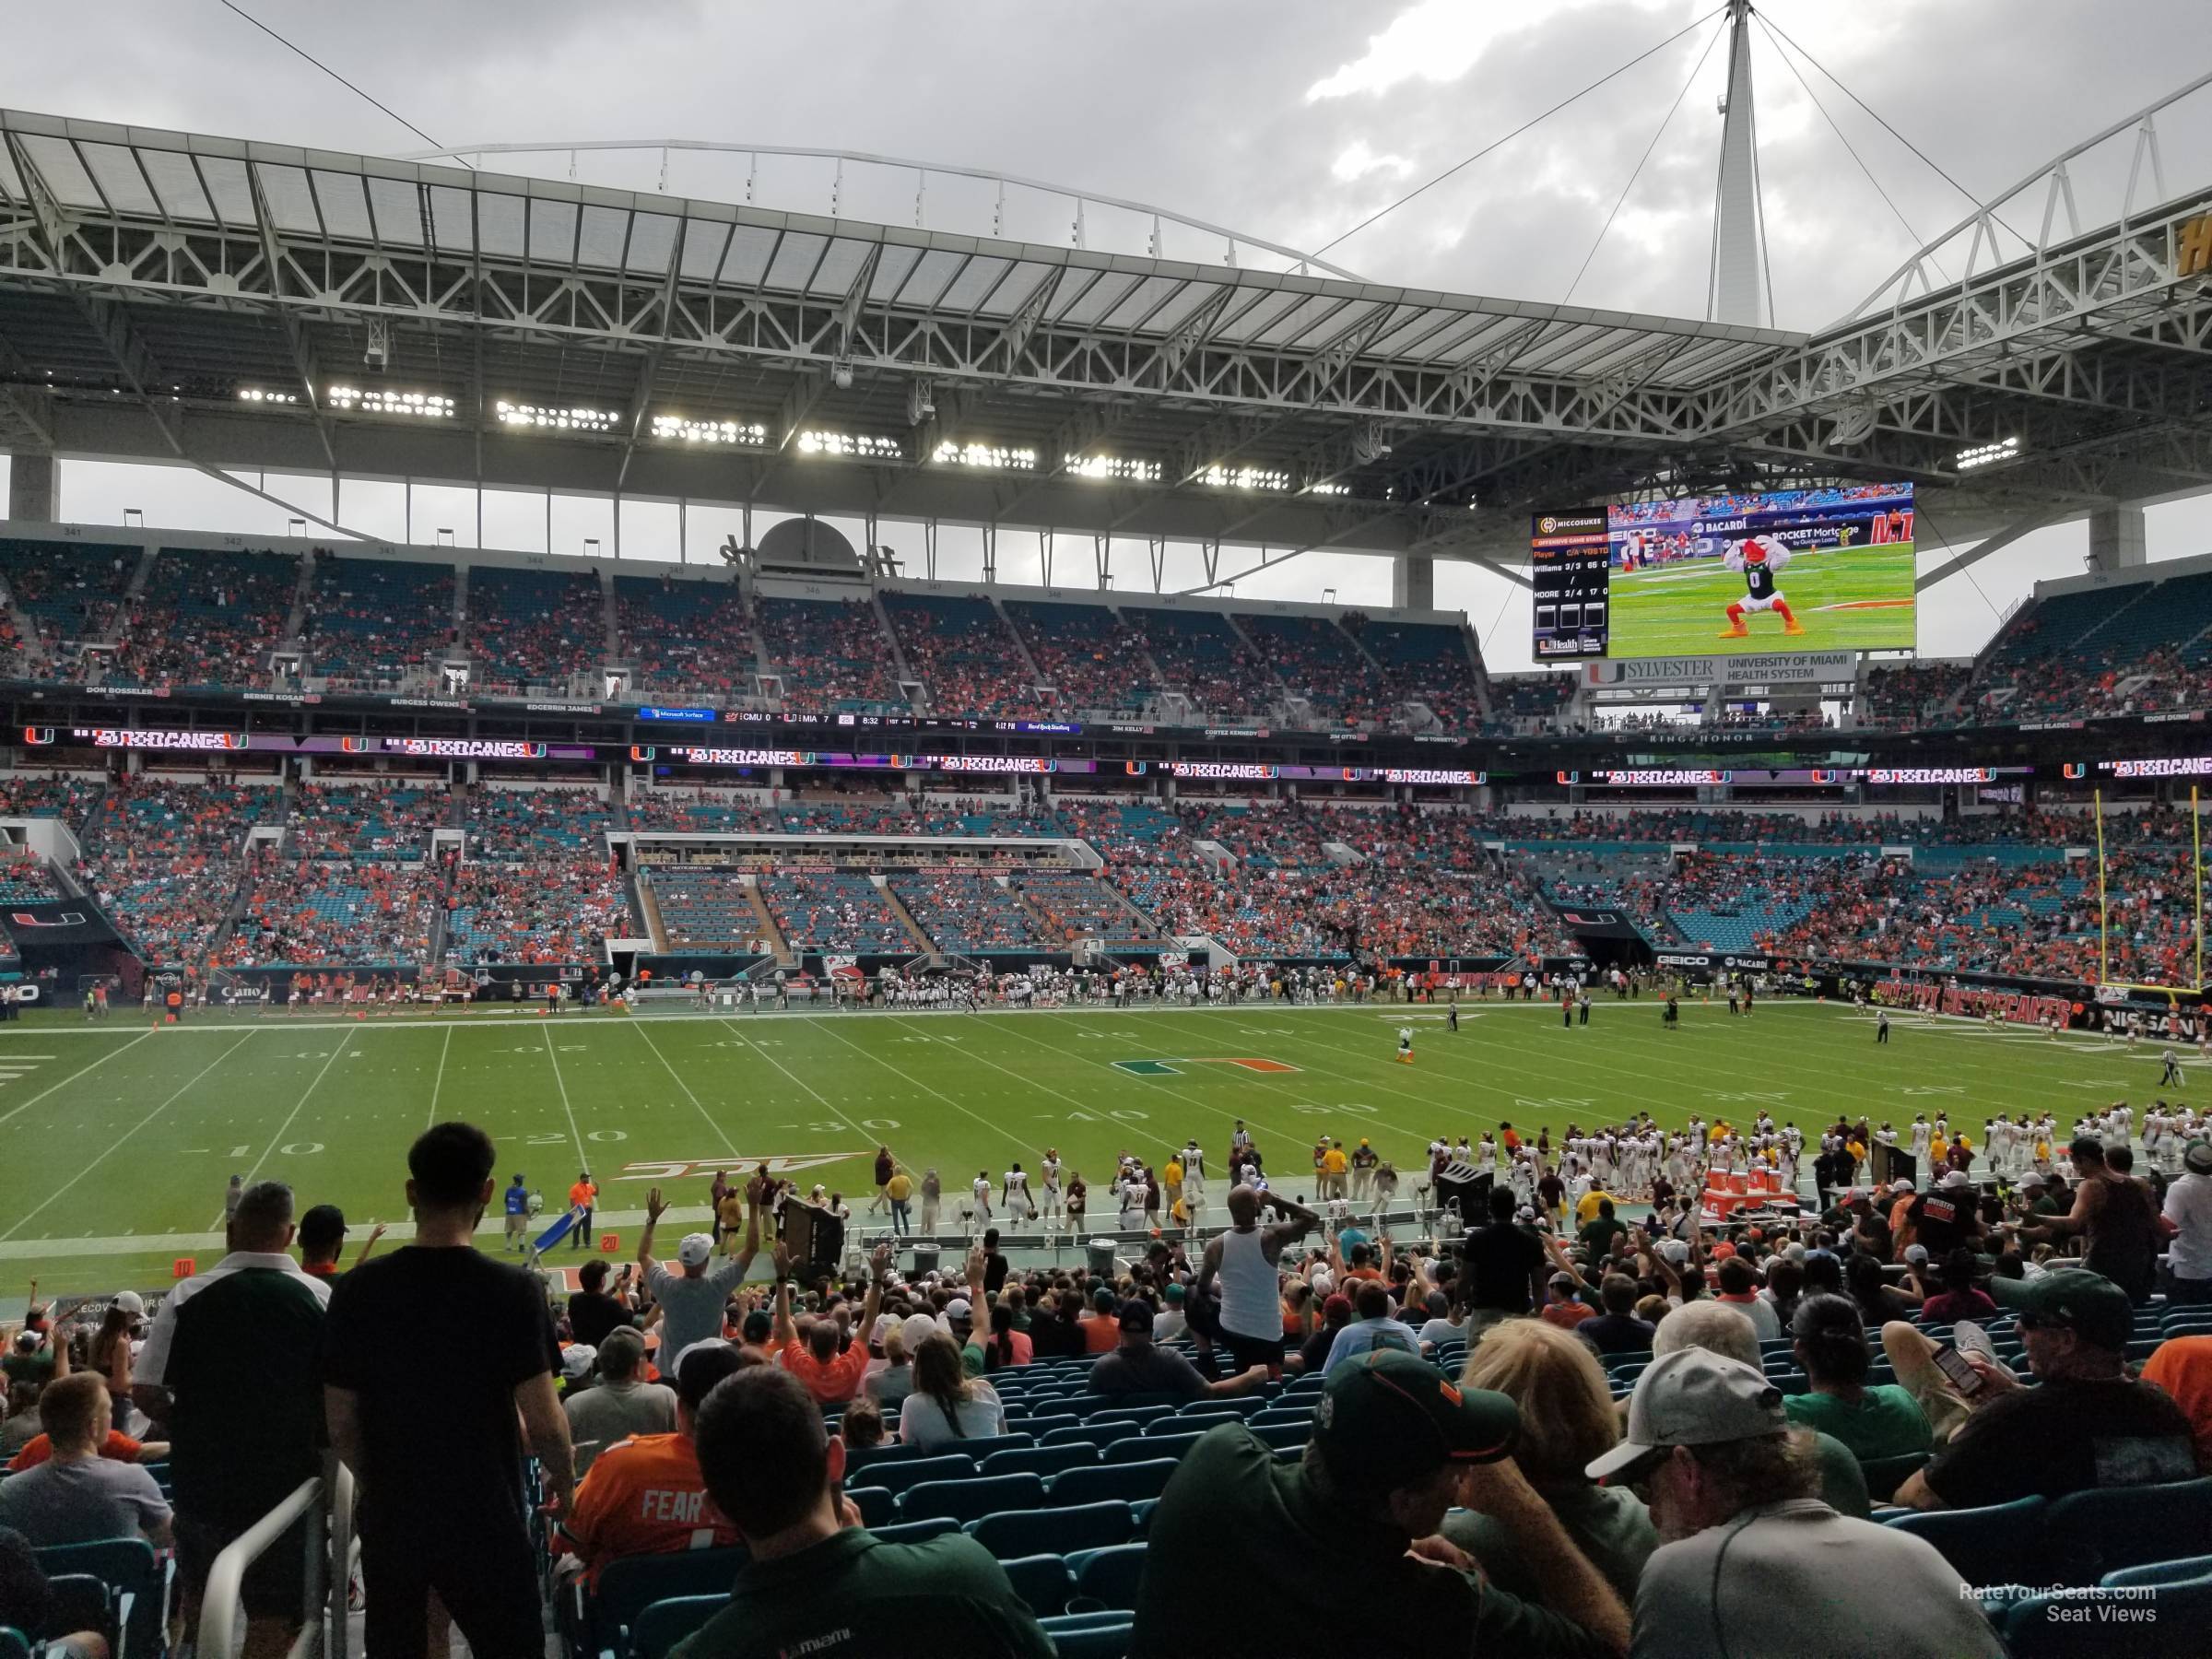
(988, 593, 1049, 691)
(625, 870, 665, 951)
(869, 589, 919, 693)
(877, 882, 945, 966)
(598, 568, 622, 668)
(742, 877, 795, 967)
(280, 550, 315, 653)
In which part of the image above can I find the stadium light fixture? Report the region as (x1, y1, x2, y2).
(496, 399, 617, 434)
(796, 429, 903, 461)
(328, 386, 454, 418)
(1197, 463, 1291, 492)
(235, 387, 298, 405)
(1956, 436, 2022, 470)
(653, 414, 769, 447)
(1065, 453, 1162, 484)
(932, 441, 1038, 472)
(1305, 481, 1351, 497)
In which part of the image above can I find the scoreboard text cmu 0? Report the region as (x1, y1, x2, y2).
(1530, 508, 1612, 660)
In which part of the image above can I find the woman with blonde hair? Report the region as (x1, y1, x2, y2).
(1443, 1319, 1656, 1603)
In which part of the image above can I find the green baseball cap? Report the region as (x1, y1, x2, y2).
(1312, 1349, 1518, 1490)
(1992, 1268, 2134, 1351)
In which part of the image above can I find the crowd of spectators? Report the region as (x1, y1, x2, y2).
(465, 788, 615, 860)
(8, 1087, 2208, 1659)
(755, 873, 922, 953)
(1352, 614, 1485, 732)
(213, 853, 441, 967)
(1237, 615, 1394, 725)
(885, 594, 1050, 721)
(113, 548, 296, 690)
(0, 774, 101, 827)
(0, 536, 135, 661)
(1487, 674, 1577, 731)
(626, 792, 781, 834)
(888, 872, 1047, 955)
(1010, 870, 1166, 948)
(1129, 609, 1277, 716)
(287, 782, 451, 861)
(615, 574, 758, 700)
(74, 778, 284, 966)
(756, 597, 902, 715)
(1001, 600, 1159, 715)
(444, 859, 631, 965)
(1865, 662, 1973, 731)
(301, 555, 456, 688)
(465, 568, 608, 692)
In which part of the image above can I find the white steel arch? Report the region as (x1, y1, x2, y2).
(389, 138, 1367, 283)
(1838, 66, 2212, 325)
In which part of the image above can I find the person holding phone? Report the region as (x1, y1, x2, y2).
(1885, 1270, 2198, 1510)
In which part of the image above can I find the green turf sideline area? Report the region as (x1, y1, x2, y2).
(0, 998, 2172, 1297)
(1609, 545, 1916, 656)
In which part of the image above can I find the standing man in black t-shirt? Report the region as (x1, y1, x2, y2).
(324, 1123, 573, 1659)
(1460, 1187, 1548, 1338)
(1904, 1170, 1984, 1260)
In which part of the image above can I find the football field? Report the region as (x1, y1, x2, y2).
(0, 995, 2166, 1297)
(1609, 545, 1917, 657)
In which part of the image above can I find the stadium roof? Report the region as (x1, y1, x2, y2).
(2, 105, 2209, 583)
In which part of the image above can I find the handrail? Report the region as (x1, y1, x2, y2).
(197, 1468, 341, 1659)
(327, 1461, 357, 1659)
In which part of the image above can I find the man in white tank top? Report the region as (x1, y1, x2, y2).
(1196, 1182, 1319, 1378)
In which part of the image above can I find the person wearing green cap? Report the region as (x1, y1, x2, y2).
(1889, 1267, 2200, 1511)
(1129, 1349, 1630, 1658)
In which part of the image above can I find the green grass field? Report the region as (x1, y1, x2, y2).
(1610, 545, 1917, 657)
(0, 996, 2178, 1300)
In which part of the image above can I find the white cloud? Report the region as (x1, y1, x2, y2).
(1329, 140, 1416, 182)
(1307, 0, 1674, 101)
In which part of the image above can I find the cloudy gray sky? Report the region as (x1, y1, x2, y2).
(6, 0, 2210, 670)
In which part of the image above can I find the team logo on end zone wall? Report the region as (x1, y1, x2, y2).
(19, 727, 52, 746)
(1124, 761, 1148, 776)
(2063, 763, 2087, 781)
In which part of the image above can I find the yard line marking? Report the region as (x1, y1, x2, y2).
(629, 1021, 742, 1159)
(427, 1025, 453, 1126)
(0, 1031, 154, 1134)
(802, 1018, 1032, 1155)
(232, 1030, 358, 1207)
(3, 1032, 255, 1241)
(714, 1018, 888, 1171)
(542, 1025, 589, 1172)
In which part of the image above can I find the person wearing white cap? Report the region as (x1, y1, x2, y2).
(1594, 1348, 2004, 1658)
(637, 1184, 758, 1360)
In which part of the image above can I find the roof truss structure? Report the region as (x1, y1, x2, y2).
(1, 108, 2209, 576)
